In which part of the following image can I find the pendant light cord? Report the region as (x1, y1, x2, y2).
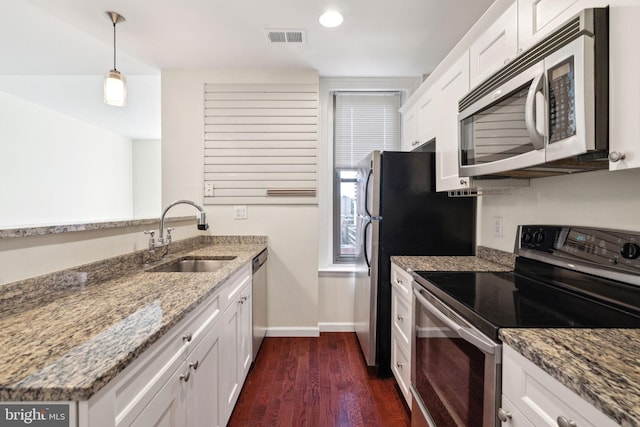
(113, 22, 117, 71)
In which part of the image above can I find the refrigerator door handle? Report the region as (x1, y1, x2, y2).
(364, 169, 373, 218)
(363, 220, 372, 276)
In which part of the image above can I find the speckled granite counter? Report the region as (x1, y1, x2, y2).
(391, 246, 515, 273)
(500, 329, 640, 426)
(0, 236, 266, 401)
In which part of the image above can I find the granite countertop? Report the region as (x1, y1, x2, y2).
(391, 246, 516, 273)
(0, 236, 267, 402)
(500, 329, 640, 427)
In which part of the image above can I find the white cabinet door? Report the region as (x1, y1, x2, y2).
(401, 104, 419, 151)
(435, 52, 471, 192)
(417, 88, 438, 146)
(186, 325, 221, 427)
(609, 3, 640, 171)
(518, 0, 605, 51)
(220, 300, 242, 425)
(470, 1, 518, 88)
(238, 281, 253, 381)
(130, 363, 187, 427)
(502, 345, 618, 427)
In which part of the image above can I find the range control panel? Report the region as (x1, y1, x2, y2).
(518, 225, 640, 273)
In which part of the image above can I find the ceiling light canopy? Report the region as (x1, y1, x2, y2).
(319, 10, 343, 28)
(104, 11, 127, 107)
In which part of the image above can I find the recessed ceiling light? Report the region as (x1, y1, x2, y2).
(319, 10, 343, 28)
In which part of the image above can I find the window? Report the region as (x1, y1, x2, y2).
(332, 91, 402, 263)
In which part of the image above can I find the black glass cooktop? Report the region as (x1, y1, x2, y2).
(413, 259, 640, 341)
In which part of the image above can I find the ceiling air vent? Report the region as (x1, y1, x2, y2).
(266, 29, 306, 44)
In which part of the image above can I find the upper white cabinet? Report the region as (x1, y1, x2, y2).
(417, 88, 439, 146)
(435, 52, 471, 192)
(401, 105, 419, 151)
(608, 3, 640, 171)
(469, 2, 519, 88)
(518, 0, 583, 50)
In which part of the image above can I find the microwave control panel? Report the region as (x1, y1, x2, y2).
(548, 56, 576, 144)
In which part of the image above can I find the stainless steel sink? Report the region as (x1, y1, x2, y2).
(149, 256, 236, 273)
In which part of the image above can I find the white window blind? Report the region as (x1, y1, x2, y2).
(334, 92, 402, 169)
(204, 83, 318, 205)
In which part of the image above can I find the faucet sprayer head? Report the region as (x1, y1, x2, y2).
(197, 211, 209, 231)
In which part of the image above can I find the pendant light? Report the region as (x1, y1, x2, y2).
(104, 11, 127, 107)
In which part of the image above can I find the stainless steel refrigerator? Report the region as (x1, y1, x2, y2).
(354, 149, 475, 376)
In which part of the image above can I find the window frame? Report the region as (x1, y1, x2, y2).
(317, 77, 418, 272)
(331, 90, 403, 264)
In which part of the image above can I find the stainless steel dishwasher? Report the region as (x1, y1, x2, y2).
(251, 249, 268, 361)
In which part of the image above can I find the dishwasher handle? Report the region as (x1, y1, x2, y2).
(252, 249, 268, 273)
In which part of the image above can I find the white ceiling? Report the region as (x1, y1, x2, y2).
(0, 0, 494, 140)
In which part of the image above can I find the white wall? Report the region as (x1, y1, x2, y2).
(161, 69, 320, 335)
(132, 139, 162, 218)
(478, 168, 640, 252)
(0, 90, 134, 227)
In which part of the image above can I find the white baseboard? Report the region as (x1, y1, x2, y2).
(265, 326, 319, 337)
(264, 323, 355, 337)
(318, 322, 355, 332)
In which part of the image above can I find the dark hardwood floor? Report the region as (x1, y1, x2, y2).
(228, 332, 411, 427)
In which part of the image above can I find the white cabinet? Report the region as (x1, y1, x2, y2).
(469, 1, 519, 88)
(401, 104, 419, 151)
(86, 263, 252, 427)
(501, 345, 618, 427)
(518, 0, 584, 51)
(416, 88, 438, 147)
(608, 3, 640, 171)
(390, 262, 413, 407)
(219, 267, 252, 426)
(130, 363, 187, 427)
(435, 52, 471, 192)
(186, 325, 222, 427)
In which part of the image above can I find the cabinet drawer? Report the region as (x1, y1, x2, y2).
(503, 345, 617, 427)
(500, 395, 534, 427)
(391, 263, 412, 299)
(113, 292, 221, 426)
(391, 328, 412, 407)
(220, 264, 252, 311)
(391, 285, 411, 346)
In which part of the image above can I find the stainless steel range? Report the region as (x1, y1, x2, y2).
(410, 225, 640, 427)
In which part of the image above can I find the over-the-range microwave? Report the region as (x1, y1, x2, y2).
(458, 8, 609, 179)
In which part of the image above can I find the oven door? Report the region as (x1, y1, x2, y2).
(411, 282, 501, 427)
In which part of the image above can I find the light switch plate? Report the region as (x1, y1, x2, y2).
(234, 205, 248, 220)
(204, 182, 214, 197)
(493, 216, 503, 237)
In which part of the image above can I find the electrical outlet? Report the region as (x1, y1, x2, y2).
(234, 205, 248, 220)
(493, 216, 503, 237)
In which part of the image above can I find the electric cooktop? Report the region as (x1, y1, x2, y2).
(412, 225, 640, 341)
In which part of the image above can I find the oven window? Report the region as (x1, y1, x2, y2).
(415, 303, 486, 426)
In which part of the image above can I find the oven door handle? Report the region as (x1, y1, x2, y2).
(413, 288, 498, 355)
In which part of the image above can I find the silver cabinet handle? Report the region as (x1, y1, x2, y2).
(498, 408, 512, 422)
(557, 416, 577, 427)
(189, 360, 199, 371)
(397, 314, 404, 322)
(396, 362, 403, 369)
(609, 151, 626, 162)
(180, 370, 191, 382)
(182, 333, 193, 342)
(238, 296, 248, 304)
(460, 179, 468, 185)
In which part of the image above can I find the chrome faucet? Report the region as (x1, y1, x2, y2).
(144, 200, 209, 253)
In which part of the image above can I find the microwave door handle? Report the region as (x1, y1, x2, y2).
(413, 288, 496, 355)
(525, 72, 546, 150)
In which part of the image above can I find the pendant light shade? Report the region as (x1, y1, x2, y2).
(104, 12, 127, 107)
